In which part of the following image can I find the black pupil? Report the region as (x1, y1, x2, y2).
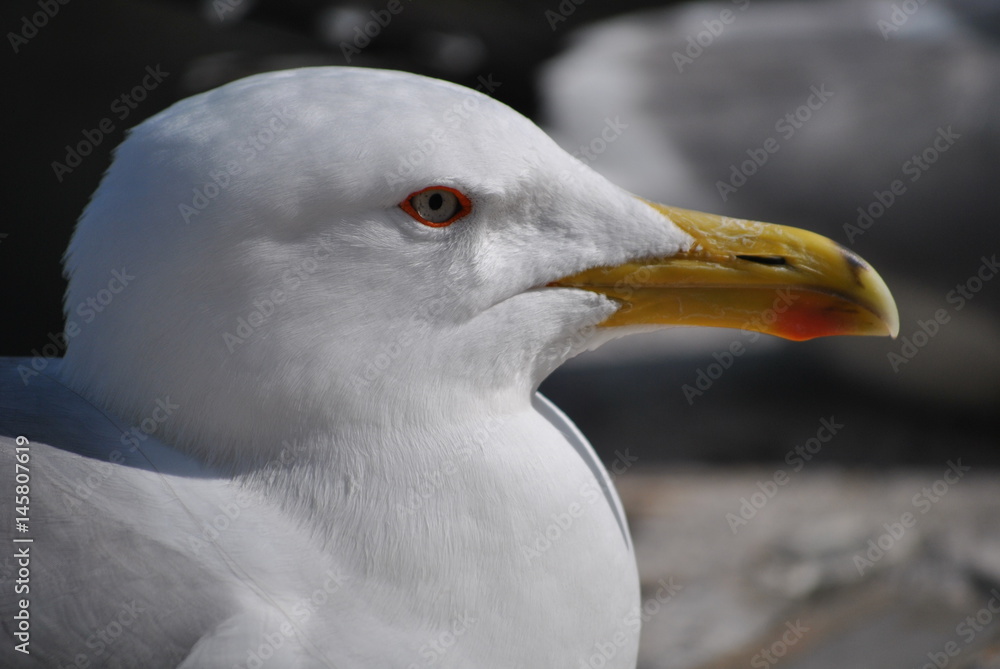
(428, 193, 444, 210)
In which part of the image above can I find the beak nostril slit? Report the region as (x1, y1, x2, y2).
(736, 255, 788, 266)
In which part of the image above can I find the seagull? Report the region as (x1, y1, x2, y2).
(0, 67, 897, 668)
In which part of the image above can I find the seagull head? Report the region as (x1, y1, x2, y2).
(60, 67, 897, 466)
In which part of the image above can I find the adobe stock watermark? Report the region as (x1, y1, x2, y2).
(750, 619, 810, 668)
(405, 611, 478, 669)
(395, 413, 513, 518)
(222, 234, 337, 352)
(887, 253, 997, 372)
(119, 396, 180, 449)
(726, 417, 843, 534)
(672, 0, 751, 73)
(716, 84, 834, 203)
(843, 126, 960, 245)
(78, 600, 147, 667)
(916, 589, 1000, 669)
(351, 281, 465, 389)
(680, 287, 798, 405)
(877, 0, 929, 39)
(179, 106, 295, 224)
(231, 568, 348, 669)
(520, 448, 639, 561)
(46, 601, 147, 667)
(853, 459, 970, 576)
(16, 267, 136, 385)
(579, 577, 683, 669)
(51, 65, 170, 183)
(545, 0, 587, 32)
(187, 440, 305, 556)
(8, 0, 71, 54)
(47, 600, 147, 665)
(550, 117, 630, 189)
(569, 116, 629, 166)
(339, 0, 412, 63)
(384, 74, 501, 188)
(61, 396, 179, 514)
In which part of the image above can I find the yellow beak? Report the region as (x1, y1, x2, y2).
(551, 202, 899, 342)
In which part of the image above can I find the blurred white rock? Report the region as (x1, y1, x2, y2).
(541, 0, 1000, 407)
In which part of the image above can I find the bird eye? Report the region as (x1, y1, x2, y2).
(400, 186, 472, 227)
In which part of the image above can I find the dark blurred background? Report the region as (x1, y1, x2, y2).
(3, 1, 1000, 665)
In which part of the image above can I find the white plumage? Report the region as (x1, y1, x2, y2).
(2, 67, 693, 668)
(2, 66, 897, 668)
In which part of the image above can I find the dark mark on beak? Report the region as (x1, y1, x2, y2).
(842, 249, 867, 286)
(736, 255, 788, 266)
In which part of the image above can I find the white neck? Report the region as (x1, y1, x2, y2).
(243, 393, 639, 666)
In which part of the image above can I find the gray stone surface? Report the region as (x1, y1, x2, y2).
(619, 467, 1000, 668)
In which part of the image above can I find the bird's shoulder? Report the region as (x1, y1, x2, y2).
(0, 358, 318, 667)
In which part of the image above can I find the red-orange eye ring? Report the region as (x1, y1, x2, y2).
(400, 186, 472, 227)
